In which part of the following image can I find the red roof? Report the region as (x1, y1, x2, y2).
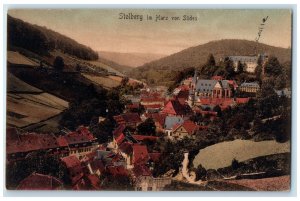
(132, 135, 159, 142)
(118, 142, 133, 155)
(113, 124, 126, 145)
(126, 103, 140, 109)
(61, 155, 81, 169)
(132, 164, 152, 178)
(162, 99, 189, 116)
(86, 174, 101, 190)
(144, 113, 166, 128)
(7, 133, 60, 155)
(64, 126, 96, 145)
(236, 97, 250, 104)
(141, 97, 165, 103)
(113, 113, 142, 125)
(106, 165, 128, 177)
(17, 173, 63, 190)
(173, 120, 199, 135)
(144, 104, 162, 109)
(61, 155, 84, 185)
(132, 144, 149, 165)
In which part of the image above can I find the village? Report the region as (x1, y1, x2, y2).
(6, 51, 292, 191)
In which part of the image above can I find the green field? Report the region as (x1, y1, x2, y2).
(193, 139, 290, 169)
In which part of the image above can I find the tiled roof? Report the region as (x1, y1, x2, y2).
(61, 155, 81, 169)
(144, 104, 163, 109)
(195, 80, 218, 92)
(7, 133, 60, 154)
(113, 113, 142, 125)
(132, 135, 159, 142)
(162, 99, 189, 116)
(118, 142, 133, 155)
(17, 173, 63, 190)
(211, 76, 223, 81)
(145, 113, 166, 128)
(64, 126, 95, 145)
(236, 98, 250, 104)
(132, 144, 149, 165)
(106, 165, 128, 177)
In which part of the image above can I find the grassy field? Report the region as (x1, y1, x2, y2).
(193, 139, 290, 169)
(7, 51, 39, 66)
(7, 72, 42, 93)
(219, 175, 290, 191)
(7, 92, 68, 128)
(82, 73, 121, 89)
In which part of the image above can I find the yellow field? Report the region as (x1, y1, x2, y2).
(7, 51, 38, 66)
(7, 93, 69, 128)
(82, 73, 121, 89)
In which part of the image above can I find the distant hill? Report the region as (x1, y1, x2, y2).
(7, 15, 98, 60)
(98, 51, 167, 68)
(128, 39, 291, 85)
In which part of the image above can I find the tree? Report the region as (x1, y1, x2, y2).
(213, 105, 222, 117)
(89, 117, 115, 143)
(53, 56, 64, 71)
(195, 164, 207, 181)
(121, 77, 129, 86)
(137, 118, 156, 136)
(275, 73, 286, 90)
(237, 61, 244, 74)
(206, 54, 216, 66)
(264, 56, 282, 76)
(231, 158, 239, 170)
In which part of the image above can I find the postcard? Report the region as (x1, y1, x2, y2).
(6, 8, 292, 191)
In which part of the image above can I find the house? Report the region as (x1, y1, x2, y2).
(133, 164, 171, 191)
(239, 82, 260, 93)
(61, 155, 84, 186)
(16, 173, 64, 190)
(171, 120, 199, 139)
(6, 131, 68, 162)
(140, 97, 165, 107)
(113, 112, 142, 128)
(162, 99, 191, 116)
(132, 144, 149, 165)
(143, 104, 163, 113)
(164, 116, 184, 136)
(63, 126, 98, 159)
(142, 113, 166, 132)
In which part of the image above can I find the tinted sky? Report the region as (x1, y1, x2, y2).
(8, 9, 292, 55)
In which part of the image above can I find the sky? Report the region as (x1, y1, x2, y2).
(8, 9, 292, 55)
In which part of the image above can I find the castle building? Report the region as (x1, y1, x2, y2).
(227, 54, 268, 73)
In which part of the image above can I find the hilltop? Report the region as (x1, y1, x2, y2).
(98, 51, 167, 68)
(128, 39, 291, 85)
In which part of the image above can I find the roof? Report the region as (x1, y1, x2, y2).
(86, 174, 101, 190)
(17, 173, 63, 190)
(228, 55, 258, 62)
(64, 126, 95, 145)
(236, 98, 250, 104)
(240, 82, 260, 88)
(164, 116, 184, 130)
(144, 104, 163, 110)
(7, 133, 60, 155)
(162, 99, 188, 116)
(141, 97, 165, 103)
(132, 144, 149, 165)
(118, 141, 133, 155)
(61, 155, 82, 169)
(113, 113, 142, 125)
(132, 164, 152, 178)
(195, 80, 218, 92)
(106, 165, 128, 177)
(172, 120, 199, 135)
(145, 113, 166, 128)
(132, 135, 159, 142)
